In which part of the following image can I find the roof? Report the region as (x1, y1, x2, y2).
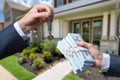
(4, 0, 29, 11)
(54, 0, 120, 17)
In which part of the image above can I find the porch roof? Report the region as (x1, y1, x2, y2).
(54, 0, 120, 17)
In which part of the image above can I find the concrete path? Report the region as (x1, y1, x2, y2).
(33, 60, 72, 80)
(0, 65, 17, 80)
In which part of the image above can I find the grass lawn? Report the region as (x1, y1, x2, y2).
(0, 56, 36, 80)
(63, 73, 84, 80)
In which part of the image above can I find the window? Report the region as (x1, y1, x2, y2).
(69, 0, 80, 3)
(93, 19, 102, 46)
(72, 0, 78, 2)
(82, 20, 90, 42)
(72, 22, 80, 33)
(56, 0, 63, 7)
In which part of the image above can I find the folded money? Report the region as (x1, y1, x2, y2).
(57, 33, 95, 75)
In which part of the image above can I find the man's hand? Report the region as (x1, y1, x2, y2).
(18, 4, 53, 32)
(77, 41, 103, 68)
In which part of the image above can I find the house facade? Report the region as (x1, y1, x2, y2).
(2, 0, 120, 54)
(2, 0, 42, 42)
(43, 0, 120, 54)
(3, 0, 28, 27)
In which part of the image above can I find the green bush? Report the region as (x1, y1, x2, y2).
(29, 53, 38, 62)
(22, 48, 31, 57)
(30, 42, 39, 48)
(32, 58, 44, 69)
(31, 47, 38, 53)
(43, 51, 53, 62)
(86, 70, 92, 75)
(97, 69, 103, 74)
(18, 56, 28, 64)
(55, 48, 62, 56)
(40, 39, 56, 53)
(93, 39, 100, 46)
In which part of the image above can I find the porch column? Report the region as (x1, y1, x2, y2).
(30, 31, 34, 42)
(37, 26, 43, 42)
(102, 12, 109, 40)
(109, 11, 116, 40)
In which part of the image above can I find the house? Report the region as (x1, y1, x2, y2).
(2, 0, 43, 42)
(2, 0, 120, 54)
(42, 0, 120, 54)
(0, 21, 4, 31)
(3, 0, 28, 27)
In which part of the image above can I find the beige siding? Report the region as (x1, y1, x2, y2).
(43, 19, 60, 38)
(62, 20, 69, 38)
(52, 19, 60, 38)
(3, 3, 13, 27)
(12, 9, 25, 21)
(43, 22, 49, 38)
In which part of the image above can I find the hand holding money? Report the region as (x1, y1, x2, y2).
(57, 33, 95, 75)
(76, 41, 103, 68)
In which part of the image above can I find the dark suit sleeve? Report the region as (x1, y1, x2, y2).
(0, 23, 28, 59)
(104, 54, 120, 77)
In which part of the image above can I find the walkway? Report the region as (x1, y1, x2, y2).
(33, 60, 72, 80)
(0, 65, 17, 80)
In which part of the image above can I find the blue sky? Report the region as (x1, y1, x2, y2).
(0, 0, 4, 21)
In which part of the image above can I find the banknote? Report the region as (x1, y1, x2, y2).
(57, 33, 95, 74)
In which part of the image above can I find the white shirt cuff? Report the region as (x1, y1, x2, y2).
(14, 22, 29, 40)
(101, 53, 110, 72)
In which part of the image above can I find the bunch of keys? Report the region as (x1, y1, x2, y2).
(45, 17, 54, 39)
(46, 17, 52, 32)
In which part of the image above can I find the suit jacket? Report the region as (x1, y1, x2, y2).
(104, 54, 120, 77)
(0, 24, 28, 59)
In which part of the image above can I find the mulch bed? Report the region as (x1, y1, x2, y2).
(15, 52, 64, 75)
(15, 53, 120, 80)
(78, 68, 120, 80)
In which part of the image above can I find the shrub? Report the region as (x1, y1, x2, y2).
(86, 70, 92, 75)
(22, 48, 31, 57)
(55, 48, 62, 56)
(93, 39, 100, 46)
(30, 42, 39, 48)
(105, 50, 109, 54)
(40, 39, 56, 53)
(18, 56, 28, 64)
(29, 53, 38, 62)
(32, 58, 44, 69)
(31, 47, 38, 53)
(97, 69, 103, 74)
(43, 51, 53, 62)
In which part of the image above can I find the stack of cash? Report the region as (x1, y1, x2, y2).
(57, 33, 94, 75)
